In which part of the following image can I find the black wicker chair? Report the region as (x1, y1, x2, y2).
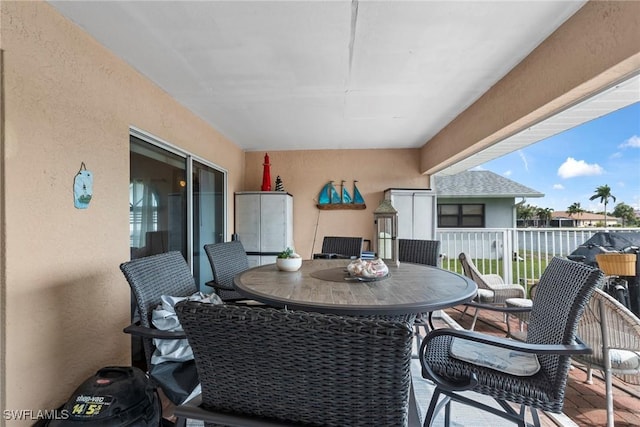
(203, 241, 251, 301)
(173, 303, 420, 427)
(399, 239, 441, 266)
(419, 257, 604, 427)
(120, 251, 200, 405)
(398, 239, 441, 340)
(313, 236, 363, 259)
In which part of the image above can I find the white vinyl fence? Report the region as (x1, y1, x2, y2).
(437, 228, 639, 291)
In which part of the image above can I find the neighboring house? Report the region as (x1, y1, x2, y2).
(551, 211, 621, 227)
(435, 170, 544, 229)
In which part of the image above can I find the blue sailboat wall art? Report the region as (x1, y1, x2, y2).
(317, 180, 366, 210)
(340, 180, 353, 204)
(352, 181, 365, 204)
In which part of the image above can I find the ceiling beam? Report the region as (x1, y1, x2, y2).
(420, 0, 640, 175)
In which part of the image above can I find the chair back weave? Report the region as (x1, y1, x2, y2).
(204, 241, 250, 291)
(527, 257, 603, 393)
(321, 236, 363, 258)
(175, 303, 414, 426)
(399, 239, 440, 266)
(120, 251, 197, 366)
(459, 252, 491, 290)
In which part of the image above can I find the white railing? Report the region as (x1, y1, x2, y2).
(437, 227, 639, 292)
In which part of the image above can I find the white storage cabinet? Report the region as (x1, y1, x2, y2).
(384, 188, 437, 241)
(235, 192, 294, 267)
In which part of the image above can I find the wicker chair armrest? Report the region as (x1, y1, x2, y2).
(205, 279, 235, 292)
(123, 322, 186, 340)
(464, 301, 532, 314)
(421, 328, 592, 356)
(482, 274, 505, 285)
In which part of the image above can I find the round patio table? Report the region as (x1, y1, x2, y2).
(234, 258, 477, 316)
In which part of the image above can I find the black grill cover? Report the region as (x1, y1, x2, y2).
(569, 231, 640, 316)
(568, 231, 640, 266)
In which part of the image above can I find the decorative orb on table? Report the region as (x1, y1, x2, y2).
(276, 257, 302, 272)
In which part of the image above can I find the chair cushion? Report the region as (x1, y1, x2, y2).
(610, 350, 640, 371)
(475, 289, 498, 303)
(450, 337, 541, 376)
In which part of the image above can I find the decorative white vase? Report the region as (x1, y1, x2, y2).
(276, 257, 302, 272)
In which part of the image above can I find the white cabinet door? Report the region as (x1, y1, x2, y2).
(236, 192, 294, 265)
(385, 189, 436, 240)
(390, 193, 415, 239)
(412, 192, 436, 240)
(260, 194, 290, 252)
(247, 254, 282, 267)
(235, 193, 261, 252)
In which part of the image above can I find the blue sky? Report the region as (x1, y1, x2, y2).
(478, 102, 640, 212)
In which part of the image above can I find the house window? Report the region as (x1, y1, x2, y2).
(438, 204, 485, 228)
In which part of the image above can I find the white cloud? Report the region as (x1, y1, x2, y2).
(518, 151, 529, 171)
(503, 170, 512, 177)
(557, 157, 604, 179)
(553, 184, 565, 190)
(619, 134, 640, 149)
(610, 152, 622, 159)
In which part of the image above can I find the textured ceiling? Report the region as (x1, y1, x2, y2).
(49, 0, 590, 155)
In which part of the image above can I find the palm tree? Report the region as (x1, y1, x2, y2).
(536, 207, 553, 227)
(567, 202, 585, 216)
(566, 202, 585, 227)
(589, 185, 616, 225)
(517, 204, 536, 227)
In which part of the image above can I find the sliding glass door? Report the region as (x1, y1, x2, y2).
(192, 160, 225, 292)
(129, 132, 226, 289)
(130, 137, 187, 260)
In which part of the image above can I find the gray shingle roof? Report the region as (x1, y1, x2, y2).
(435, 170, 544, 198)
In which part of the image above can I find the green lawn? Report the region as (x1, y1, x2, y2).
(442, 253, 551, 297)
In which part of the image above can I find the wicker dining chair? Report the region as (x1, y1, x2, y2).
(313, 236, 363, 259)
(574, 288, 640, 427)
(173, 303, 419, 427)
(398, 239, 441, 339)
(203, 241, 250, 301)
(120, 251, 200, 405)
(458, 252, 526, 330)
(399, 239, 441, 267)
(419, 257, 603, 427)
